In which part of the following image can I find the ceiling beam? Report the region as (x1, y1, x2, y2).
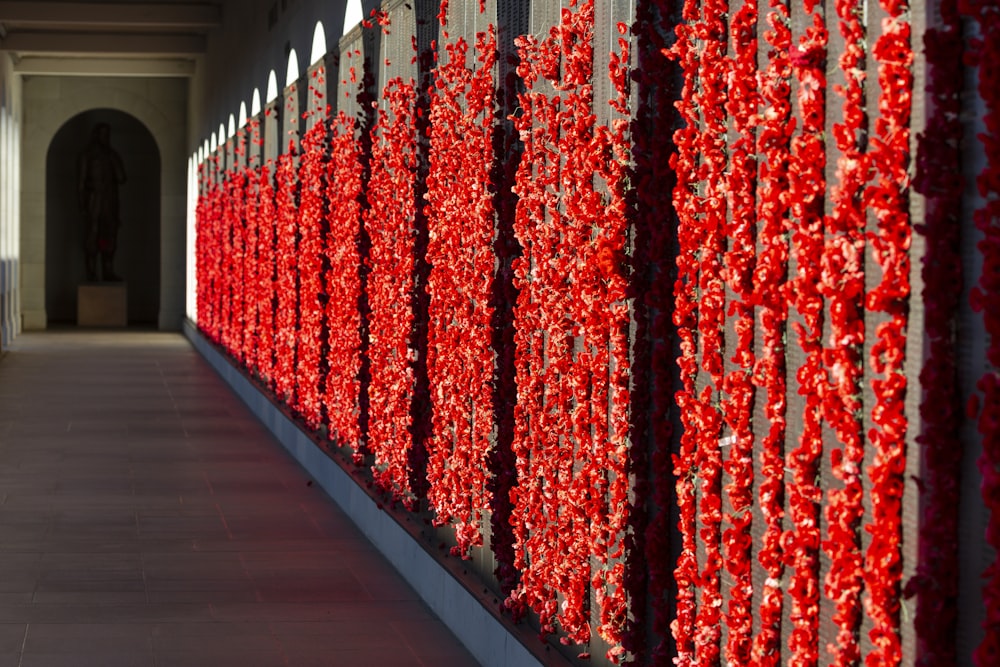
(1, 31, 206, 55)
(13, 56, 196, 77)
(0, 2, 221, 30)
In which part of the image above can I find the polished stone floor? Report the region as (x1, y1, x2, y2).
(0, 331, 477, 667)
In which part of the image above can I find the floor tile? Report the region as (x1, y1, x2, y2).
(19, 654, 154, 667)
(0, 626, 26, 653)
(0, 332, 478, 666)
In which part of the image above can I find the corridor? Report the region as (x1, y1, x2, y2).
(0, 331, 476, 667)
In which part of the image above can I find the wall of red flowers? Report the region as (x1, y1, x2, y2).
(192, 0, 1000, 664)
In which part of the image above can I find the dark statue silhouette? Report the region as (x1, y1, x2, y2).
(78, 123, 126, 282)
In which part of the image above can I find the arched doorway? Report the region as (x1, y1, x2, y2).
(45, 109, 161, 325)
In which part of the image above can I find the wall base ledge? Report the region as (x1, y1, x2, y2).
(22, 309, 46, 331)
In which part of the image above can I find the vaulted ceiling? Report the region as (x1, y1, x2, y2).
(0, 1, 224, 77)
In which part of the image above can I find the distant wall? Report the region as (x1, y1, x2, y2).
(20, 76, 187, 330)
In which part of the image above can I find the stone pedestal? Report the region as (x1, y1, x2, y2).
(78, 284, 127, 327)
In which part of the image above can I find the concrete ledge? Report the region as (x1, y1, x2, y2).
(183, 320, 552, 667)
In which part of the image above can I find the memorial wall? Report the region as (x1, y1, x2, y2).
(188, 0, 1000, 664)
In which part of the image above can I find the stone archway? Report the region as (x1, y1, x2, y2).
(45, 109, 161, 325)
(20, 76, 187, 330)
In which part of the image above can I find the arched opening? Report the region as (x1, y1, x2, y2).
(251, 87, 262, 116)
(310, 21, 327, 65)
(265, 70, 278, 103)
(344, 0, 363, 35)
(286, 48, 300, 87)
(45, 108, 161, 325)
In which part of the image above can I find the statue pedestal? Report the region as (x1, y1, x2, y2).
(78, 284, 127, 327)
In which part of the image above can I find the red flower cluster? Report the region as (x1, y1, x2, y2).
(225, 170, 247, 364)
(195, 109, 365, 459)
(197, 156, 252, 363)
(364, 77, 419, 502)
(424, 24, 497, 558)
(185, 1, 990, 661)
(508, 0, 632, 658)
(324, 112, 365, 457)
(750, 1, 792, 663)
(194, 160, 218, 339)
(721, 1, 759, 662)
(685, 0, 729, 662)
(242, 150, 261, 371)
(864, 4, 913, 663)
(667, 0, 702, 654)
(784, 8, 828, 664)
(820, 1, 868, 663)
(255, 161, 278, 385)
(195, 130, 282, 394)
(273, 147, 299, 404)
(295, 101, 330, 431)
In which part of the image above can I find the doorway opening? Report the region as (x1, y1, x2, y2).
(46, 109, 161, 325)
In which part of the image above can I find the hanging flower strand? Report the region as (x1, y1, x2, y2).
(667, 0, 705, 659)
(295, 111, 329, 431)
(721, 0, 759, 662)
(219, 169, 236, 353)
(820, 0, 869, 663)
(784, 5, 828, 664)
(508, 1, 632, 658)
(323, 113, 365, 457)
(864, 2, 913, 662)
(273, 146, 300, 405)
(750, 0, 792, 662)
(690, 0, 729, 660)
(365, 76, 419, 501)
(588, 18, 632, 660)
(226, 170, 247, 365)
(509, 0, 596, 646)
(242, 157, 260, 377)
(255, 161, 278, 388)
(424, 22, 498, 558)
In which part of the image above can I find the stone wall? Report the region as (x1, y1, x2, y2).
(0, 52, 22, 349)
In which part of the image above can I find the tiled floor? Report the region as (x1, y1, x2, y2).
(0, 331, 478, 667)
